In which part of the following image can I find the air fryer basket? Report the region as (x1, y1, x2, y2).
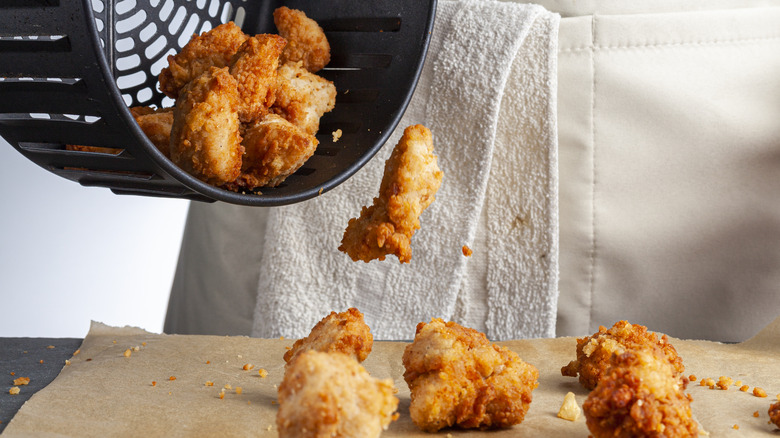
(0, 0, 436, 206)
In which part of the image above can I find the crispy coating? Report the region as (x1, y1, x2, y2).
(770, 401, 780, 428)
(271, 61, 336, 136)
(583, 348, 698, 438)
(561, 320, 685, 390)
(283, 308, 373, 366)
(134, 107, 173, 158)
(339, 125, 443, 263)
(402, 319, 539, 432)
(158, 22, 249, 99)
(66, 106, 172, 157)
(274, 7, 330, 73)
(169, 67, 243, 185)
(228, 34, 286, 123)
(223, 113, 318, 191)
(277, 351, 399, 438)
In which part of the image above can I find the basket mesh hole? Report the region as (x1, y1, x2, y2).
(91, 0, 105, 13)
(168, 6, 188, 35)
(117, 70, 147, 89)
(159, 0, 175, 21)
(116, 36, 135, 53)
(177, 14, 201, 48)
(137, 88, 153, 103)
(116, 0, 137, 15)
(117, 54, 141, 71)
(139, 22, 157, 42)
(208, 0, 220, 17)
(118, 10, 147, 33)
(145, 35, 168, 59)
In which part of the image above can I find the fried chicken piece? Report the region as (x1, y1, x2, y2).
(133, 107, 173, 158)
(583, 348, 698, 438)
(770, 401, 780, 429)
(274, 7, 330, 73)
(339, 125, 443, 263)
(222, 113, 318, 191)
(65, 144, 121, 155)
(283, 308, 373, 366)
(158, 22, 249, 99)
(169, 67, 243, 185)
(66, 106, 173, 157)
(561, 320, 685, 390)
(277, 351, 399, 438)
(271, 61, 336, 136)
(228, 34, 286, 123)
(402, 319, 539, 432)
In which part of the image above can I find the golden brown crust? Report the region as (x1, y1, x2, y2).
(169, 67, 243, 185)
(583, 348, 698, 438)
(283, 307, 373, 366)
(271, 61, 336, 136)
(273, 7, 330, 73)
(158, 22, 249, 99)
(561, 320, 685, 390)
(339, 125, 443, 263)
(228, 34, 286, 123)
(402, 319, 539, 432)
(223, 113, 318, 191)
(133, 107, 173, 158)
(277, 351, 398, 438)
(770, 401, 780, 428)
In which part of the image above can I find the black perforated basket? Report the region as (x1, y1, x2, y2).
(0, 0, 435, 206)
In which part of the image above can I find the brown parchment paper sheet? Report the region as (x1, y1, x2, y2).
(4, 317, 780, 437)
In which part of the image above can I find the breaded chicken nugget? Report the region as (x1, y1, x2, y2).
(134, 107, 173, 158)
(402, 319, 539, 432)
(583, 348, 698, 438)
(770, 401, 780, 428)
(283, 307, 373, 366)
(562, 320, 685, 390)
(169, 67, 243, 185)
(223, 113, 317, 191)
(66, 106, 172, 157)
(274, 7, 330, 73)
(277, 351, 398, 438)
(272, 61, 336, 136)
(339, 125, 443, 263)
(229, 34, 286, 123)
(159, 22, 249, 99)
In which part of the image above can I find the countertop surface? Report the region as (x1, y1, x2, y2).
(0, 338, 82, 434)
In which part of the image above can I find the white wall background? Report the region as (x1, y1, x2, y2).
(0, 137, 189, 338)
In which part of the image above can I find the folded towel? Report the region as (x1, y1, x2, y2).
(252, 0, 559, 341)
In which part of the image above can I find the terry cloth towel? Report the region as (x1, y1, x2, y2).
(252, 0, 559, 341)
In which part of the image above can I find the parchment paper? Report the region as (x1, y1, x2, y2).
(4, 317, 780, 437)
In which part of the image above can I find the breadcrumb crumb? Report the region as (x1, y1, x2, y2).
(258, 369, 268, 378)
(169, 376, 176, 381)
(9, 387, 20, 395)
(557, 392, 581, 421)
(332, 129, 342, 142)
(716, 376, 733, 390)
(753, 387, 768, 398)
(236, 387, 243, 394)
(123, 349, 132, 358)
(13, 377, 30, 386)
(205, 381, 214, 387)
(462, 245, 473, 257)
(700, 378, 716, 388)
(740, 385, 750, 392)
(243, 363, 254, 370)
(689, 375, 697, 382)
(753, 411, 760, 418)
(733, 424, 739, 430)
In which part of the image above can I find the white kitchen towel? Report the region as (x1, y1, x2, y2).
(251, 0, 560, 341)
